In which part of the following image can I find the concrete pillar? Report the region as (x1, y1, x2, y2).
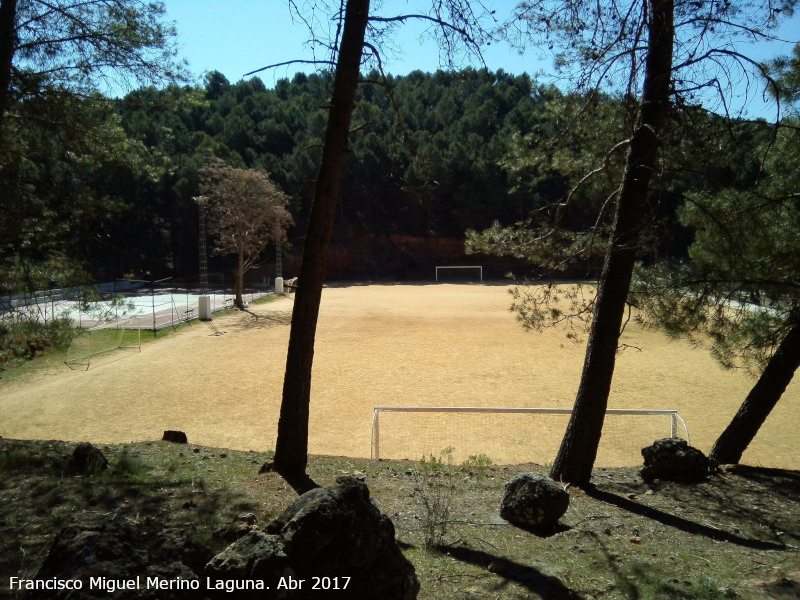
(198, 295, 212, 321)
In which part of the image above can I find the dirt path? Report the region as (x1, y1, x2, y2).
(1, 284, 797, 468)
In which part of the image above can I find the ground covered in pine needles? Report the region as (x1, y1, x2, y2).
(1, 438, 798, 600)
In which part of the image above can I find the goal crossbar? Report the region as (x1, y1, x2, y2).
(371, 406, 689, 461)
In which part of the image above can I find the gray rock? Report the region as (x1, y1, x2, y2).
(641, 438, 710, 482)
(213, 513, 261, 544)
(205, 531, 294, 598)
(30, 519, 212, 599)
(207, 476, 419, 599)
(500, 474, 569, 532)
(30, 477, 416, 600)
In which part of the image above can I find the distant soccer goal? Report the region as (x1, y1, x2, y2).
(65, 320, 141, 370)
(435, 265, 483, 282)
(371, 406, 690, 466)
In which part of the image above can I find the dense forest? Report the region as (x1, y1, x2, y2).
(114, 68, 554, 281)
(1, 66, 779, 288)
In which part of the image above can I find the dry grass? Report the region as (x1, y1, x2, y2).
(0, 283, 797, 470)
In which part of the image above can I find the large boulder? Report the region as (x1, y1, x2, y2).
(29, 519, 212, 599)
(641, 438, 711, 483)
(206, 476, 419, 599)
(500, 473, 569, 533)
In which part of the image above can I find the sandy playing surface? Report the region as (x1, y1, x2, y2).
(1, 283, 797, 469)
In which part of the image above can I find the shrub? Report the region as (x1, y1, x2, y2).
(412, 447, 457, 548)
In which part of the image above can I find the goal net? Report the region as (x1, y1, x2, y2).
(65, 319, 141, 370)
(435, 266, 483, 282)
(371, 407, 690, 467)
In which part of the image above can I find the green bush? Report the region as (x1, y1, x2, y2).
(0, 316, 75, 368)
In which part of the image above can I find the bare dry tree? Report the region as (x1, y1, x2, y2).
(199, 161, 292, 310)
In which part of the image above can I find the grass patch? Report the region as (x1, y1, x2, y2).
(249, 293, 281, 306)
(0, 293, 283, 384)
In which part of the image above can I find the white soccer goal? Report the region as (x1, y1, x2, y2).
(435, 265, 483, 282)
(371, 406, 690, 467)
(65, 319, 141, 370)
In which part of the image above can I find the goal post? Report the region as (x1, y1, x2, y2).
(65, 319, 141, 370)
(371, 406, 690, 466)
(435, 265, 483, 282)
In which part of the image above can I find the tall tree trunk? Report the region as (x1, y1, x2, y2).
(0, 0, 17, 157)
(550, 0, 674, 486)
(0, 0, 16, 117)
(271, 0, 369, 488)
(710, 321, 800, 464)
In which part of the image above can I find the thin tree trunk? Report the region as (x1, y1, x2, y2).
(234, 249, 245, 309)
(550, 0, 674, 486)
(710, 322, 800, 464)
(271, 0, 369, 489)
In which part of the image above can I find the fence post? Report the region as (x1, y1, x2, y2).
(151, 279, 157, 337)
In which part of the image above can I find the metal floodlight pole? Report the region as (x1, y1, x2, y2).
(194, 197, 209, 294)
(275, 215, 282, 281)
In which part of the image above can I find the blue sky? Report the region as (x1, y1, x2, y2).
(163, 1, 539, 82)
(163, 1, 798, 120)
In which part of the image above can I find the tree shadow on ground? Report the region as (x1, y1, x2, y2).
(224, 309, 292, 332)
(584, 484, 790, 551)
(723, 465, 800, 503)
(259, 460, 320, 495)
(437, 543, 585, 599)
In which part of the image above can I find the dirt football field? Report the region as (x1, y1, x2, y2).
(1, 283, 797, 469)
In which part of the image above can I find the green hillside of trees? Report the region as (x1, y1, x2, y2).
(111, 68, 572, 281)
(1, 64, 782, 289)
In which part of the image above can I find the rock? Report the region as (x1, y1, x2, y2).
(31, 478, 417, 600)
(207, 476, 419, 600)
(753, 570, 800, 598)
(159, 527, 215, 575)
(205, 531, 294, 598)
(213, 513, 261, 544)
(641, 438, 711, 483)
(70, 442, 109, 475)
(162, 430, 188, 444)
(29, 518, 212, 599)
(204, 531, 296, 600)
(500, 474, 569, 532)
